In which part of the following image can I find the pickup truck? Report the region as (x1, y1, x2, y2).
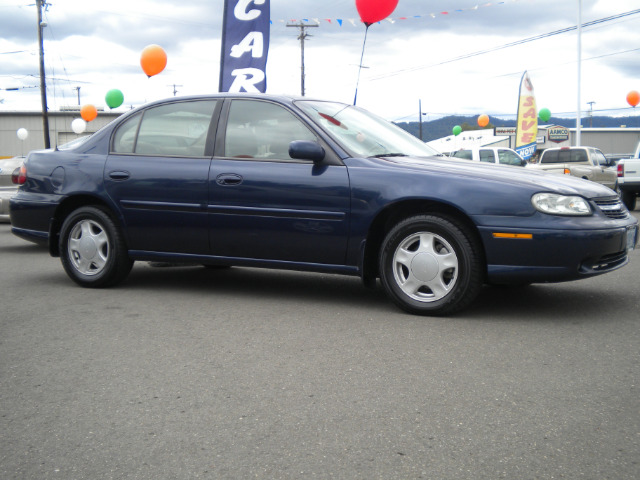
(617, 141, 640, 210)
(527, 146, 618, 192)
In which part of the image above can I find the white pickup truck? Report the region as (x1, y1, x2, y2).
(527, 146, 619, 192)
(617, 141, 640, 210)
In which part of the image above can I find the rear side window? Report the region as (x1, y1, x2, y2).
(111, 100, 218, 157)
(479, 150, 495, 163)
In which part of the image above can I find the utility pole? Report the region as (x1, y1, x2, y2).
(73, 86, 81, 105)
(418, 100, 428, 142)
(587, 101, 595, 128)
(36, 0, 50, 148)
(286, 22, 318, 96)
(168, 84, 183, 96)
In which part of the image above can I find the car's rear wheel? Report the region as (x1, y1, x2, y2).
(59, 206, 133, 287)
(379, 214, 483, 316)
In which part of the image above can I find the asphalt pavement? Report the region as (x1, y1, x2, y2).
(1, 212, 639, 479)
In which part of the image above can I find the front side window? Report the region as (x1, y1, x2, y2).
(452, 150, 472, 160)
(592, 149, 608, 166)
(224, 100, 317, 160)
(111, 100, 217, 156)
(498, 150, 524, 166)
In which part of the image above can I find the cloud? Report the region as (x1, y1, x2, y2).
(1, 0, 640, 121)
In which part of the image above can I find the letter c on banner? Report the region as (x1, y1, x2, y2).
(235, 0, 266, 21)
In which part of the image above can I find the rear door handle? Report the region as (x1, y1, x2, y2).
(216, 173, 243, 186)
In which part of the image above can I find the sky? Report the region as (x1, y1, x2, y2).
(1, 0, 640, 124)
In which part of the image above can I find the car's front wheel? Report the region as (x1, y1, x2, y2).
(59, 206, 133, 287)
(621, 190, 636, 211)
(379, 214, 484, 316)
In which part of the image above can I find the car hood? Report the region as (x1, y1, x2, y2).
(372, 155, 615, 198)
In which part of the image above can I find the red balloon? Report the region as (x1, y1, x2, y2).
(356, 0, 399, 26)
(627, 90, 640, 108)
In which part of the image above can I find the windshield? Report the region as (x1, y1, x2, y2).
(295, 100, 441, 158)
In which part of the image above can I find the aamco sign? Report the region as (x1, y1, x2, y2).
(548, 126, 570, 143)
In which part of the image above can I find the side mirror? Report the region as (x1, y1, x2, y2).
(289, 140, 325, 163)
(521, 159, 528, 166)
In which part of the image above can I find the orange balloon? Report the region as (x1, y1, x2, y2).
(477, 114, 489, 127)
(140, 44, 167, 77)
(80, 104, 98, 122)
(627, 90, 640, 108)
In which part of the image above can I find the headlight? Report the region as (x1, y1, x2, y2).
(531, 193, 592, 216)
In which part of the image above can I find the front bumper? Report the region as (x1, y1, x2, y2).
(480, 222, 638, 284)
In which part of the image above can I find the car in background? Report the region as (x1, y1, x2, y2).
(527, 146, 618, 192)
(450, 147, 527, 167)
(0, 156, 24, 223)
(9, 94, 638, 316)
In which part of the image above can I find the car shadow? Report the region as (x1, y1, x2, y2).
(126, 263, 393, 312)
(0, 243, 49, 254)
(122, 263, 629, 321)
(467, 283, 628, 323)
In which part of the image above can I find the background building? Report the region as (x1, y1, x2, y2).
(1, 109, 122, 158)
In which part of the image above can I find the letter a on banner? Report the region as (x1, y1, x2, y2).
(515, 71, 538, 161)
(219, 0, 270, 93)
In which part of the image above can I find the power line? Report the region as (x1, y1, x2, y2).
(370, 8, 640, 82)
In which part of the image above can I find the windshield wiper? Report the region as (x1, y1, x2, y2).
(371, 153, 408, 158)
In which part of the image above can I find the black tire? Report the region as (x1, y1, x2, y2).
(59, 206, 133, 288)
(613, 182, 622, 197)
(379, 214, 484, 316)
(621, 190, 636, 211)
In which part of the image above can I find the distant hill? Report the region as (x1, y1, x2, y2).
(395, 115, 640, 142)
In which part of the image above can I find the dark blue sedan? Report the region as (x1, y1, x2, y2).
(9, 94, 638, 315)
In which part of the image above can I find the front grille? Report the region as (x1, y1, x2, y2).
(594, 196, 628, 219)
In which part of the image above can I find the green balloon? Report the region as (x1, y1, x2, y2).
(538, 107, 551, 122)
(105, 89, 124, 109)
(452, 125, 462, 136)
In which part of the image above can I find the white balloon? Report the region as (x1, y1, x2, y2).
(17, 128, 28, 140)
(71, 118, 87, 134)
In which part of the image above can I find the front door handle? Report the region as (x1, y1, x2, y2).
(108, 170, 130, 181)
(216, 173, 243, 186)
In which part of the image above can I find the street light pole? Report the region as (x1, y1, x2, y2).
(36, 0, 50, 148)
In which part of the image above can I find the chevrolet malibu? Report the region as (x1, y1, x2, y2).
(10, 94, 638, 315)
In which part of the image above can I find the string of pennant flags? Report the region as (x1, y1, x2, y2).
(271, 0, 524, 27)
